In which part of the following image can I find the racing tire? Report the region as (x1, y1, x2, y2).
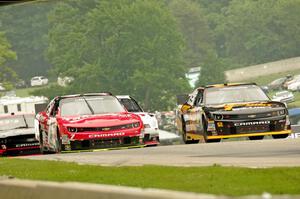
(203, 119, 220, 143)
(272, 134, 289, 139)
(206, 139, 221, 143)
(248, 136, 264, 140)
(55, 131, 62, 153)
(39, 130, 50, 154)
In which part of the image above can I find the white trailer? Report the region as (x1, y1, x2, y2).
(0, 96, 48, 116)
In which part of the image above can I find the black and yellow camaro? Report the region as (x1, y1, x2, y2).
(176, 83, 291, 143)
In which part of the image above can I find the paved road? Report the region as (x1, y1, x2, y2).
(22, 138, 300, 167)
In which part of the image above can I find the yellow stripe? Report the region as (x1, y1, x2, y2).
(62, 145, 145, 153)
(208, 130, 291, 139)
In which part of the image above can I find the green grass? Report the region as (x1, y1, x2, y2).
(1, 159, 300, 196)
(240, 68, 300, 108)
(15, 87, 40, 97)
(244, 68, 300, 86)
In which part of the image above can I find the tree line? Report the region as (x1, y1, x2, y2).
(0, 0, 299, 110)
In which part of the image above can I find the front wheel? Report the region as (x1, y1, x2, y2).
(249, 136, 264, 140)
(54, 131, 62, 153)
(203, 119, 220, 143)
(39, 129, 51, 154)
(272, 134, 289, 139)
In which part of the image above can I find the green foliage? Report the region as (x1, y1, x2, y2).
(0, 3, 53, 80)
(1, 0, 300, 109)
(168, 0, 215, 68)
(0, 31, 18, 89)
(196, 53, 226, 86)
(45, 0, 189, 111)
(212, 0, 300, 68)
(1, 159, 300, 196)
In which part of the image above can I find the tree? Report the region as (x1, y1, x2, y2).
(168, 0, 215, 68)
(0, 31, 17, 90)
(221, 0, 300, 68)
(42, 0, 190, 111)
(196, 52, 225, 86)
(0, 3, 54, 80)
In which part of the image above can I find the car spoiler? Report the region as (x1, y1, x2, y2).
(176, 94, 189, 105)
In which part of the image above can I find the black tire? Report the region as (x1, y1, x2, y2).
(207, 139, 221, 143)
(39, 129, 48, 154)
(272, 134, 289, 139)
(249, 136, 264, 140)
(203, 118, 221, 143)
(55, 131, 62, 153)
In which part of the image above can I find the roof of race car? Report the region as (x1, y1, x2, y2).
(197, 83, 257, 90)
(58, 92, 113, 99)
(116, 95, 131, 99)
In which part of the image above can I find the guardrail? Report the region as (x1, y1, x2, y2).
(1, 178, 300, 199)
(0, 178, 218, 199)
(291, 125, 300, 138)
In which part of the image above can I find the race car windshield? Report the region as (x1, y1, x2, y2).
(0, 115, 35, 131)
(60, 96, 126, 116)
(204, 85, 270, 106)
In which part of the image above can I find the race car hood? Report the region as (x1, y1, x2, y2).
(0, 128, 35, 139)
(204, 101, 286, 115)
(59, 112, 141, 128)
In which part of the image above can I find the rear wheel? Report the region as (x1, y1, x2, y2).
(272, 134, 289, 139)
(249, 136, 264, 140)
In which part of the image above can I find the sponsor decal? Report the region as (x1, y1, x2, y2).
(234, 121, 270, 127)
(248, 114, 256, 118)
(88, 132, 125, 138)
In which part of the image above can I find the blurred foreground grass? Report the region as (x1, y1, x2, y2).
(0, 158, 300, 196)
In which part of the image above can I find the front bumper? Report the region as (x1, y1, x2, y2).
(65, 136, 141, 150)
(212, 115, 290, 135)
(0, 144, 40, 156)
(143, 129, 160, 146)
(207, 130, 291, 140)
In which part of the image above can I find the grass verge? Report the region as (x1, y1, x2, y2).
(0, 158, 300, 196)
(243, 68, 300, 86)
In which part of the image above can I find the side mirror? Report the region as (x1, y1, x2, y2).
(181, 103, 192, 112)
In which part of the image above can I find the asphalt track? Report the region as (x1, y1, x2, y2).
(22, 138, 300, 168)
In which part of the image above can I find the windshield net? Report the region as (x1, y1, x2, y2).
(60, 95, 125, 116)
(204, 85, 269, 105)
(119, 98, 143, 112)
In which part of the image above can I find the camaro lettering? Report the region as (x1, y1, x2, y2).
(234, 121, 270, 127)
(88, 132, 126, 138)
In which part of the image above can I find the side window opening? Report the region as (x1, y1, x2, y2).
(194, 91, 203, 106)
(4, 105, 8, 114)
(17, 104, 22, 112)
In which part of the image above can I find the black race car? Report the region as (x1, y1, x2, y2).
(176, 83, 291, 143)
(0, 114, 40, 155)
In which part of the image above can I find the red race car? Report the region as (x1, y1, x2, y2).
(35, 93, 144, 153)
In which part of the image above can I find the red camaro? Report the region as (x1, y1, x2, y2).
(35, 93, 144, 153)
